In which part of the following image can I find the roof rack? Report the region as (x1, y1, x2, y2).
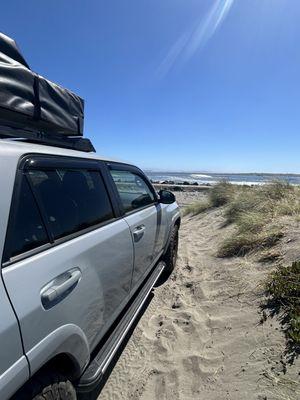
(0, 124, 95, 153)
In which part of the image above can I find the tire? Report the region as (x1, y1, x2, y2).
(12, 371, 77, 400)
(163, 225, 179, 274)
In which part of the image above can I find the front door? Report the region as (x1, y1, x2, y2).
(108, 165, 160, 289)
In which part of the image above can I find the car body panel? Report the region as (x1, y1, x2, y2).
(0, 356, 29, 400)
(2, 218, 134, 357)
(123, 205, 159, 288)
(0, 148, 30, 400)
(26, 324, 90, 377)
(0, 281, 29, 400)
(0, 140, 180, 399)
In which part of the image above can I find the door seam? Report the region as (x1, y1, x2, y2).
(123, 217, 136, 294)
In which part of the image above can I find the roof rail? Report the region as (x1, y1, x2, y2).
(0, 124, 95, 153)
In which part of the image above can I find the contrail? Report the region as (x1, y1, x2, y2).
(157, 0, 235, 78)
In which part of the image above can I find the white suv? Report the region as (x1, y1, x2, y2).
(0, 139, 180, 400)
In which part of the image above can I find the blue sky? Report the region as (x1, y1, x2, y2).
(2, 1, 300, 173)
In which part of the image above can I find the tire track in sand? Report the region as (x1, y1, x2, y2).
(99, 208, 300, 400)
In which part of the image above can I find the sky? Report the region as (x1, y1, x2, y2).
(1, 0, 300, 173)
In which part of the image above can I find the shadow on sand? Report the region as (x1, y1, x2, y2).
(77, 271, 171, 400)
(260, 298, 300, 367)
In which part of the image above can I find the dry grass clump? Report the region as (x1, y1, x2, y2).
(218, 181, 300, 257)
(183, 181, 233, 216)
(183, 200, 211, 216)
(184, 181, 300, 257)
(183, 180, 300, 351)
(265, 261, 300, 345)
(209, 181, 234, 207)
(225, 189, 268, 224)
(217, 227, 284, 258)
(235, 211, 269, 233)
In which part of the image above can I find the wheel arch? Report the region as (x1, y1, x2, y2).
(26, 324, 90, 381)
(37, 352, 81, 381)
(174, 216, 181, 229)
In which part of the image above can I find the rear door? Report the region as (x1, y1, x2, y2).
(2, 156, 134, 372)
(108, 163, 163, 290)
(0, 282, 29, 400)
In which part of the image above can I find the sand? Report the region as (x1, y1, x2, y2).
(98, 192, 300, 400)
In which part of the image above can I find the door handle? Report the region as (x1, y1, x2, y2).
(41, 268, 81, 309)
(133, 225, 146, 242)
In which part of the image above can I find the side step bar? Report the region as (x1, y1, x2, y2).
(77, 261, 165, 392)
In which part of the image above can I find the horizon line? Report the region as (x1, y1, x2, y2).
(143, 169, 300, 176)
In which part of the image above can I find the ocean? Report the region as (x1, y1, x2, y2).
(145, 171, 300, 186)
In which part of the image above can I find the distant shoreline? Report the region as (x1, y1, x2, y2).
(146, 170, 300, 177)
(146, 171, 300, 186)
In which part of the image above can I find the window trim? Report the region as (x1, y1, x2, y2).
(27, 160, 117, 242)
(2, 170, 52, 266)
(2, 217, 118, 268)
(2, 154, 121, 268)
(20, 153, 122, 218)
(106, 162, 158, 216)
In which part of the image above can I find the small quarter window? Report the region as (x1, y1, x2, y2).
(110, 169, 155, 212)
(3, 176, 49, 262)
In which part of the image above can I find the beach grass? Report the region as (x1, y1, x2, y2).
(184, 180, 300, 349)
(183, 200, 211, 216)
(217, 227, 284, 258)
(209, 180, 234, 207)
(185, 181, 300, 256)
(183, 181, 233, 216)
(265, 261, 300, 345)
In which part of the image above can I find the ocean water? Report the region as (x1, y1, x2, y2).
(145, 171, 300, 186)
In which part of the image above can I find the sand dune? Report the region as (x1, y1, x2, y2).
(99, 195, 300, 400)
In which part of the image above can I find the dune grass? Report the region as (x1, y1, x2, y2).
(184, 180, 300, 350)
(217, 227, 284, 258)
(184, 181, 300, 257)
(265, 261, 300, 346)
(183, 199, 211, 216)
(183, 181, 232, 216)
(211, 181, 300, 257)
(209, 181, 234, 207)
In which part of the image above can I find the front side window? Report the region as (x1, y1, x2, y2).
(3, 176, 49, 262)
(110, 169, 155, 212)
(28, 168, 114, 240)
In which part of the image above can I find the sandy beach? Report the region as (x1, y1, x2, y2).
(99, 190, 300, 400)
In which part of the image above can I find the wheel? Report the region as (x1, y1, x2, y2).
(12, 371, 77, 400)
(163, 225, 179, 274)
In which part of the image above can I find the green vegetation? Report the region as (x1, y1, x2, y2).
(265, 261, 300, 345)
(183, 200, 211, 216)
(184, 180, 300, 350)
(217, 227, 284, 258)
(185, 181, 300, 257)
(183, 181, 233, 216)
(209, 181, 234, 207)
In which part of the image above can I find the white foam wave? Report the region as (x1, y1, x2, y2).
(191, 174, 213, 179)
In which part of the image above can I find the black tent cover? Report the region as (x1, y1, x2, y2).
(0, 33, 91, 150)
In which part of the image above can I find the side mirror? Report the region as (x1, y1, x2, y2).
(159, 190, 176, 204)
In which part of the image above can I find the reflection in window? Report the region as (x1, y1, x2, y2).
(110, 170, 155, 212)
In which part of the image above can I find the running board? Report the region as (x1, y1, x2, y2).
(77, 261, 165, 392)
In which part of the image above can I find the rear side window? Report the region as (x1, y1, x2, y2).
(28, 169, 114, 240)
(3, 176, 49, 262)
(110, 169, 155, 212)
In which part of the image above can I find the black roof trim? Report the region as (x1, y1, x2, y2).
(0, 125, 95, 153)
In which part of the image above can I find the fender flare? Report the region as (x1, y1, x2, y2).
(26, 324, 90, 379)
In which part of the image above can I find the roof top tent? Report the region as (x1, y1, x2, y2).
(0, 32, 95, 152)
